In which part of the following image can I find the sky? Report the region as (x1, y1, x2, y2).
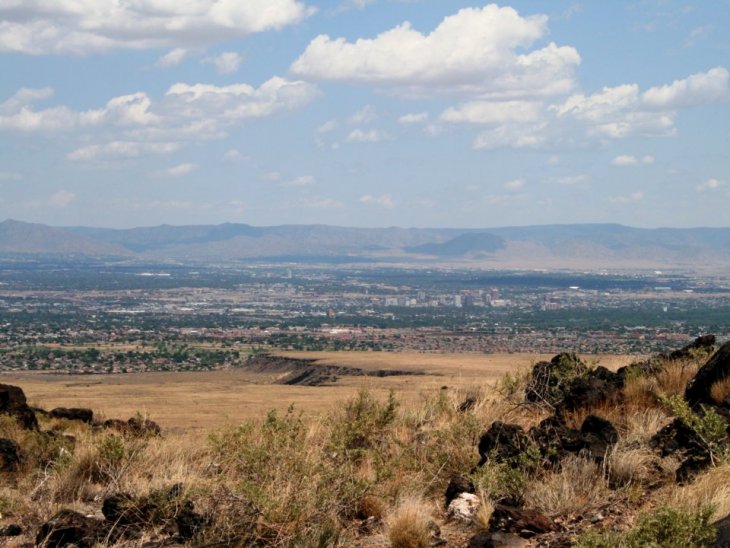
(0, 0, 728, 229)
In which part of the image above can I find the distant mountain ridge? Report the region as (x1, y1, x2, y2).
(3, 219, 730, 270)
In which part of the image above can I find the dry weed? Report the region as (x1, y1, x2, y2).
(606, 442, 659, 488)
(385, 496, 433, 548)
(710, 376, 730, 405)
(473, 490, 495, 530)
(669, 464, 730, 521)
(525, 456, 608, 516)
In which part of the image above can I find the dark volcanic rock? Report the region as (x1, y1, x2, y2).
(36, 509, 106, 548)
(50, 407, 94, 423)
(713, 514, 730, 548)
(668, 335, 716, 361)
(444, 475, 475, 507)
(102, 492, 152, 527)
(176, 500, 206, 540)
(0, 383, 38, 430)
(477, 422, 531, 467)
(489, 504, 553, 538)
(650, 417, 714, 482)
(127, 416, 162, 437)
(525, 353, 587, 407)
(529, 415, 618, 463)
(0, 524, 22, 536)
(557, 370, 622, 413)
(0, 437, 22, 472)
(685, 342, 730, 408)
(458, 396, 478, 413)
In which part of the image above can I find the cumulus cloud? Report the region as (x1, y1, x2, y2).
(291, 4, 580, 98)
(346, 128, 386, 143)
(472, 122, 547, 150)
(398, 112, 429, 124)
(550, 175, 590, 186)
(441, 100, 543, 125)
(642, 67, 729, 110)
(696, 178, 727, 192)
(503, 178, 526, 191)
(360, 194, 395, 208)
(283, 175, 316, 187)
(1, 78, 318, 161)
(609, 191, 644, 204)
(611, 154, 655, 166)
(156, 48, 188, 68)
(67, 141, 182, 161)
(0, 0, 315, 55)
(204, 52, 244, 74)
(164, 163, 198, 177)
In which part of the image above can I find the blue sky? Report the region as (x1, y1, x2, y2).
(0, 0, 728, 228)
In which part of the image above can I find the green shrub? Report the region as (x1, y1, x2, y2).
(662, 395, 729, 464)
(577, 505, 717, 548)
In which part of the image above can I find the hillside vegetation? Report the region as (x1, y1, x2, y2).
(2, 337, 730, 546)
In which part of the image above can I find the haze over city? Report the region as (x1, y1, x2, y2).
(1, 0, 728, 229)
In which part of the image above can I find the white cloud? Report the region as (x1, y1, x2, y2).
(156, 48, 188, 68)
(300, 197, 343, 208)
(260, 171, 282, 182)
(503, 178, 526, 191)
(316, 119, 338, 134)
(48, 190, 75, 208)
(204, 52, 244, 75)
(696, 178, 727, 192)
(609, 191, 644, 204)
(67, 141, 181, 161)
(283, 175, 316, 187)
(346, 128, 386, 143)
(0, 0, 315, 55)
(472, 122, 547, 150)
(349, 104, 377, 125)
(360, 194, 395, 208)
(642, 67, 729, 109)
(550, 175, 590, 186)
(164, 163, 198, 177)
(291, 4, 580, 98)
(223, 148, 244, 162)
(398, 112, 429, 124)
(611, 154, 655, 166)
(440, 101, 542, 124)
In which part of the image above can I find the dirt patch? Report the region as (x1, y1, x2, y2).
(243, 354, 427, 386)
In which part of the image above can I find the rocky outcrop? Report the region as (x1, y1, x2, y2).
(529, 415, 618, 464)
(0, 437, 21, 472)
(477, 422, 532, 467)
(489, 505, 554, 538)
(36, 509, 106, 548)
(0, 383, 38, 430)
(667, 335, 716, 361)
(50, 407, 94, 424)
(525, 353, 588, 407)
(685, 342, 730, 409)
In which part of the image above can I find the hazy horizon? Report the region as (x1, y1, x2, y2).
(1, 1, 728, 229)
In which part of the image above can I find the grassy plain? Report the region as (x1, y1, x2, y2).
(0, 351, 636, 434)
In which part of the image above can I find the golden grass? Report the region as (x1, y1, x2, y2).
(710, 376, 730, 405)
(669, 464, 730, 522)
(525, 456, 608, 516)
(385, 496, 433, 548)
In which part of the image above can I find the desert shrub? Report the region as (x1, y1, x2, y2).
(385, 496, 432, 548)
(606, 443, 658, 488)
(662, 395, 729, 464)
(577, 505, 716, 547)
(471, 448, 540, 504)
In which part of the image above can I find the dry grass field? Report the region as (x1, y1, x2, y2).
(0, 351, 636, 434)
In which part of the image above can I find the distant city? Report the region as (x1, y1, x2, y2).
(1, 259, 728, 374)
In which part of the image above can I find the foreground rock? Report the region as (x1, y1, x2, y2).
(685, 341, 730, 409)
(529, 415, 618, 463)
(0, 383, 38, 430)
(36, 509, 107, 548)
(524, 353, 588, 407)
(447, 492, 480, 523)
(50, 407, 94, 424)
(477, 422, 532, 467)
(650, 417, 714, 483)
(489, 505, 554, 538)
(0, 437, 22, 472)
(103, 416, 162, 437)
(667, 334, 716, 361)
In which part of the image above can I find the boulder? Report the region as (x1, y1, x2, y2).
(477, 422, 532, 467)
(489, 504, 553, 538)
(458, 396, 478, 413)
(0, 384, 38, 430)
(36, 509, 106, 548)
(557, 369, 622, 413)
(580, 415, 619, 460)
(0, 437, 21, 472)
(102, 492, 152, 527)
(650, 418, 713, 483)
(50, 407, 94, 424)
(529, 415, 618, 463)
(176, 500, 206, 540)
(525, 353, 588, 407)
(127, 417, 161, 437)
(447, 493, 480, 523)
(685, 342, 730, 408)
(467, 532, 529, 547)
(713, 514, 730, 548)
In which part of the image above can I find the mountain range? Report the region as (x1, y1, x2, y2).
(2, 219, 730, 270)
